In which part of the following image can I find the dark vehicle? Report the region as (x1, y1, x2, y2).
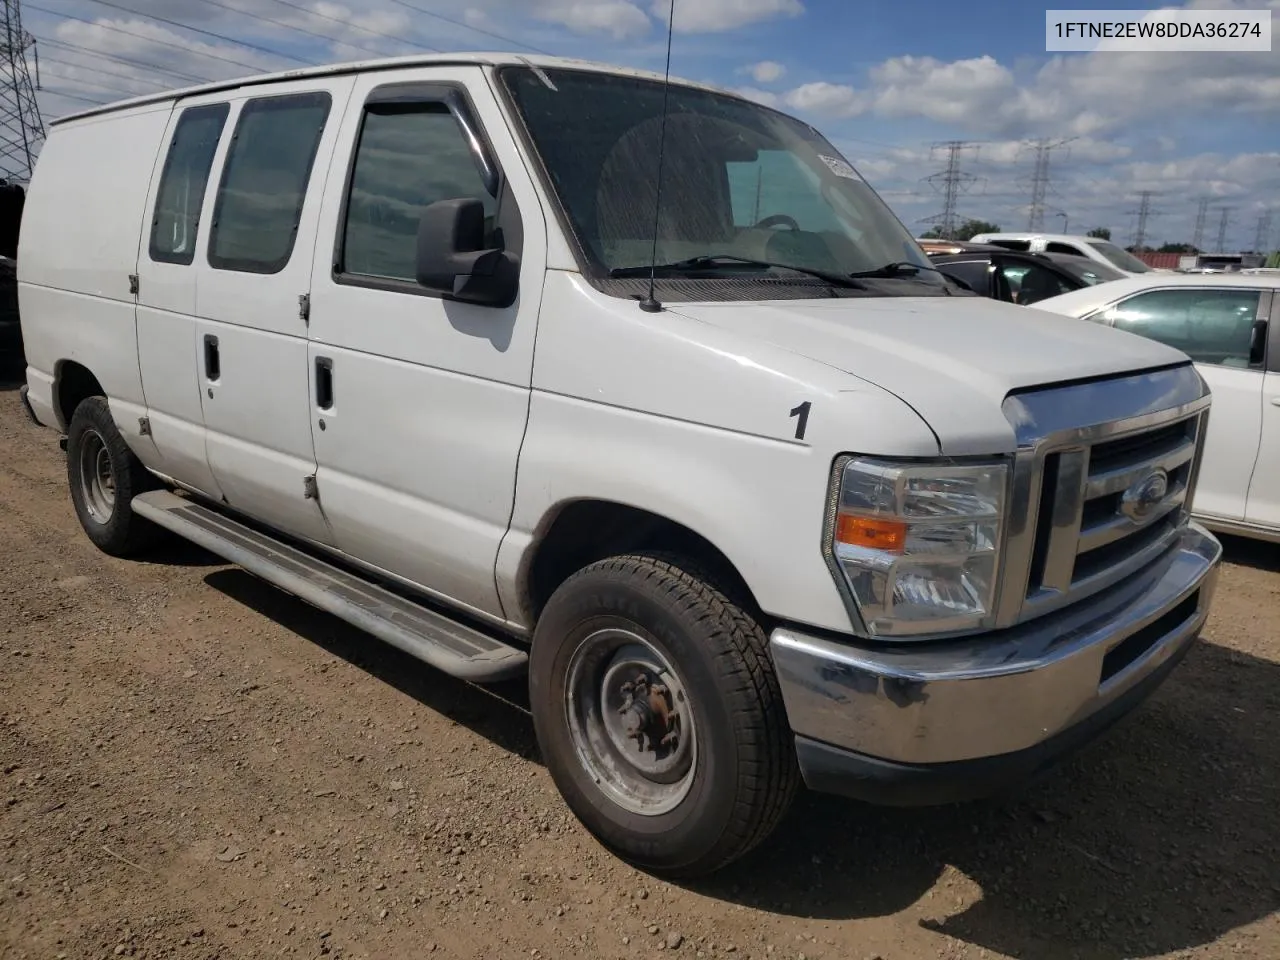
(928, 241, 1123, 306)
(0, 181, 23, 361)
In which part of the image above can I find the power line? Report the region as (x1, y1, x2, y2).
(39, 87, 109, 107)
(0, 0, 44, 182)
(918, 140, 982, 239)
(78, 0, 314, 65)
(1191, 196, 1209, 251)
(261, 0, 437, 53)
(38, 52, 171, 91)
(189, 0, 409, 62)
(384, 0, 551, 54)
(39, 35, 213, 85)
(25, 6, 270, 74)
(41, 65, 152, 101)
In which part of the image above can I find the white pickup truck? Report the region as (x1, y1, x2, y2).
(16, 53, 1222, 877)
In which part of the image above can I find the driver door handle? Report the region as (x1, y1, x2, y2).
(315, 356, 334, 410)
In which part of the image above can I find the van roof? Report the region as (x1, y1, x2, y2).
(49, 52, 734, 127)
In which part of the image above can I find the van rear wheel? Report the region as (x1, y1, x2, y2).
(529, 554, 799, 877)
(66, 396, 162, 557)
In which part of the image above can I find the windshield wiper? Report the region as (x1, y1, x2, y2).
(847, 261, 942, 279)
(609, 255, 868, 289)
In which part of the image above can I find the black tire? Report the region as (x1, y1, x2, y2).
(65, 395, 163, 557)
(529, 554, 799, 877)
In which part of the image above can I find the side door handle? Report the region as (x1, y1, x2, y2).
(315, 356, 334, 410)
(203, 334, 220, 381)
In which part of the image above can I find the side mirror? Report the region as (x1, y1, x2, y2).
(1249, 319, 1268, 365)
(416, 197, 518, 307)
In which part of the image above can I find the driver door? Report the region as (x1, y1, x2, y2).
(303, 66, 546, 621)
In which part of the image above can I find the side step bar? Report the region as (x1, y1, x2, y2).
(131, 490, 529, 683)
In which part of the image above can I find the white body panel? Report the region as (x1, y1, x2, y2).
(1192, 365, 1262, 520)
(17, 103, 173, 453)
(1246, 371, 1280, 529)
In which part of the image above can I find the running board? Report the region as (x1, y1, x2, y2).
(131, 490, 528, 682)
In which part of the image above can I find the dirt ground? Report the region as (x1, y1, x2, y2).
(1, 352, 1277, 960)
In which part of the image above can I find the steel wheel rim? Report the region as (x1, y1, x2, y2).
(565, 627, 697, 817)
(77, 428, 115, 524)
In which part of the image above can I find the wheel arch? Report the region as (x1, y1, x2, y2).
(519, 498, 763, 626)
(53, 359, 106, 433)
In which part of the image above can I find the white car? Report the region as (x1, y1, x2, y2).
(1035, 273, 1280, 542)
(968, 232, 1158, 276)
(16, 52, 1222, 876)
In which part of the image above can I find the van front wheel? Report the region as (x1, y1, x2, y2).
(529, 555, 799, 877)
(66, 396, 161, 557)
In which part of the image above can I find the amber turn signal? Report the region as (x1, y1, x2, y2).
(835, 514, 907, 553)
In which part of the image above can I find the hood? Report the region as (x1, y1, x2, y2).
(667, 294, 1189, 456)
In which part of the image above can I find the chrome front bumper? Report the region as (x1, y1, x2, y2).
(771, 522, 1221, 801)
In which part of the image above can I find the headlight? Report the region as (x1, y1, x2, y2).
(826, 457, 1008, 639)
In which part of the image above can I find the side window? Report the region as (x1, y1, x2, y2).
(934, 260, 992, 297)
(999, 262, 1073, 305)
(208, 91, 332, 274)
(1044, 241, 1081, 256)
(339, 100, 496, 284)
(1101, 288, 1264, 367)
(149, 102, 229, 265)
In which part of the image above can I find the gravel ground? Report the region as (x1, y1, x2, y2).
(1, 351, 1277, 960)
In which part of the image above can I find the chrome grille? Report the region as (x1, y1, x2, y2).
(996, 364, 1210, 628)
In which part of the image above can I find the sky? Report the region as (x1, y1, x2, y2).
(21, 0, 1280, 251)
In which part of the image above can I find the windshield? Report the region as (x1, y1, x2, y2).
(1086, 240, 1151, 273)
(499, 66, 944, 298)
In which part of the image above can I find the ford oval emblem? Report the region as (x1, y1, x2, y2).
(1120, 468, 1170, 523)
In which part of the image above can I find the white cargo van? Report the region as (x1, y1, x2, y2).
(17, 53, 1222, 877)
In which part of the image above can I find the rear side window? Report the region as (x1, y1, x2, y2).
(338, 101, 496, 283)
(1045, 241, 1081, 256)
(208, 91, 331, 274)
(986, 238, 1032, 252)
(1102, 288, 1264, 367)
(149, 102, 229, 265)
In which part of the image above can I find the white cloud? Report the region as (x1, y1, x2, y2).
(745, 59, 785, 83)
(783, 81, 866, 118)
(653, 0, 803, 33)
(533, 0, 652, 40)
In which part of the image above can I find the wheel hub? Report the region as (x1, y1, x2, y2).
(77, 429, 116, 523)
(565, 630, 698, 816)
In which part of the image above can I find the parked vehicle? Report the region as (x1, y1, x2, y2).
(968, 231, 1157, 276)
(1036, 273, 1280, 545)
(0, 254, 19, 358)
(18, 53, 1222, 877)
(927, 242, 1124, 304)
